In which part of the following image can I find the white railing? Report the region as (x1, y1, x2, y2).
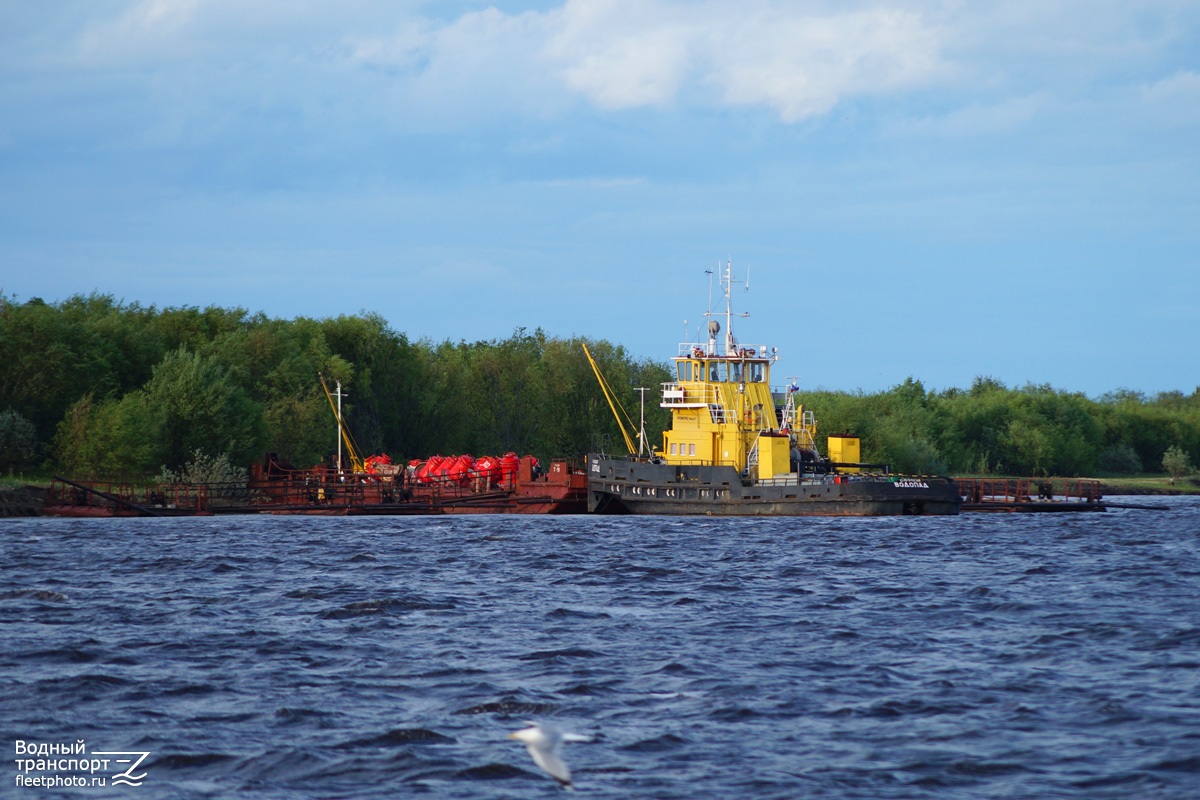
(660, 382, 719, 408)
(676, 342, 772, 359)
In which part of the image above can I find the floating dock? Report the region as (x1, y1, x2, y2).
(43, 476, 212, 517)
(956, 478, 1108, 512)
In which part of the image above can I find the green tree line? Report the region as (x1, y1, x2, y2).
(1, 294, 1197, 479)
(0, 294, 667, 477)
(801, 377, 1200, 477)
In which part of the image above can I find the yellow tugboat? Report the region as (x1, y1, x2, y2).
(586, 261, 961, 516)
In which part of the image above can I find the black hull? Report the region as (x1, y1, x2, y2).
(587, 455, 961, 517)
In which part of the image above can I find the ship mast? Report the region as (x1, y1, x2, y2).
(704, 259, 748, 356)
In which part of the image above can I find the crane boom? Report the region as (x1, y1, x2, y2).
(319, 373, 366, 474)
(582, 343, 639, 456)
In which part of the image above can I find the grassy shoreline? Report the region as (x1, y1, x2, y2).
(1090, 476, 1200, 495)
(953, 474, 1200, 496)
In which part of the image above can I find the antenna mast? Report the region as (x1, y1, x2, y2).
(635, 387, 650, 456)
(704, 259, 749, 355)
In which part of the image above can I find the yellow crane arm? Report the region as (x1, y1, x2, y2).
(582, 343, 638, 456)
(319, 373, 365, 473)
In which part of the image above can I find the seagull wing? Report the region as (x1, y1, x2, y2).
(527, 742, 572, 786)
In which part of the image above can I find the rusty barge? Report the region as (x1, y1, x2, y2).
(230, 452, 587, 515)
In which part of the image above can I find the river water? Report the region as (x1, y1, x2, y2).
(3, 499, 1199, 799)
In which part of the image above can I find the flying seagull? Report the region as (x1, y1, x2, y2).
(508, 721, 589, 789)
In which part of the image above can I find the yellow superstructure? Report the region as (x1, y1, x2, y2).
(659, 353, 771, 467)
(652, 260, 821, 480)
(658, 349, 820, 477)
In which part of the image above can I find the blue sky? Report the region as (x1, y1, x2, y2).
(2, 1, 1198, 397)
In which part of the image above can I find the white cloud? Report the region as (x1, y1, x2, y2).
(706, 7, 943, 120)
(27, 0, 1200, 131)
(348, 19, 434, 72)
(341, 0, 949, 121)
(542, 0, 696, 109)
(346, 6, 568, 123)
(74, 0, 208, 65)
(69, 0, 419, 68)
(538, 1, 944, 119)
(1142, 69, 1200, 102)
(1138, 69, 1200, 127)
